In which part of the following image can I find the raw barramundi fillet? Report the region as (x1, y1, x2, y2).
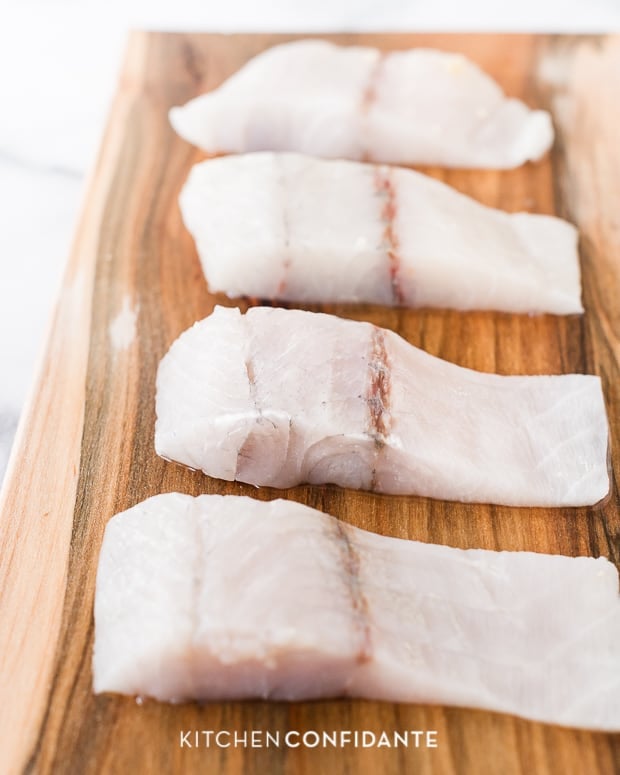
(155, 307, 609, 507)
(180, 152, 581, 314)
(93, 493, 620, 731)
(169, 40, 554, 169)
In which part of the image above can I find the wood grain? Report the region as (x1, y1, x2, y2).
(0, 31, 619, 775)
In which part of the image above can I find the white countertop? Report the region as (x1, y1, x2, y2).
(2, 0, 620, 481)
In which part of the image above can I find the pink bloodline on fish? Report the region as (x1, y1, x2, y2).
(374, 167, 406, 305)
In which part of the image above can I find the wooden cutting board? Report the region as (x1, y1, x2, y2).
(0, 31, 619, 775)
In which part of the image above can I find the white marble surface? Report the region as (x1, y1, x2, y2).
(2, 1, 620, 481)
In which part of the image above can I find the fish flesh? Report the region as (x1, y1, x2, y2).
(179, 152, 581, 314)
(170, 40, 554, 169)
(155, 306, 609, 507)
(93, 493, 620, 730)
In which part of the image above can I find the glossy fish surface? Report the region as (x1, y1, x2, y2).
(180, 152, 581, 314)
(93, 493, 620, 731)
(155, 307, 609, 507)
(170, 40, 554, 169)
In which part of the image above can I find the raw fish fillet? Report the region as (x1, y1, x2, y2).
(155, 307, 609, 507)
(170, 40, 554, 169)
(180, 152, 581, 314)
(93, 493, 620, 731)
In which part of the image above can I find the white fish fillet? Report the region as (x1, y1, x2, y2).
(180, 152, 581, 314)
(170, 40, 554, 169)
(155, 307, 609, 507)
(93, 493, 620, 730)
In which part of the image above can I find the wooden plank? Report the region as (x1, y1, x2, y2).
(0, 31, 151, 775)
(0, 31, 618, 775)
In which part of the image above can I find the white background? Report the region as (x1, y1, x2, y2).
(1, 0, 620, 480)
